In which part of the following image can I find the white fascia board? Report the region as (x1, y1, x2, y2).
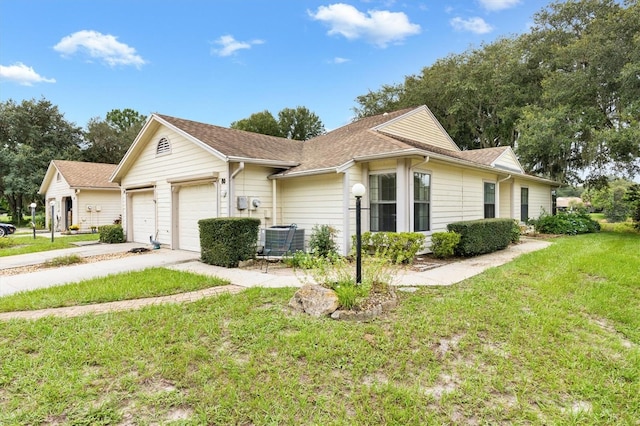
(226, 156, 299, 167)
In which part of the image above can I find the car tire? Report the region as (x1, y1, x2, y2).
(0, 228, 6, 237)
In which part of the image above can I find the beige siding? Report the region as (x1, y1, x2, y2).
(43, 173, 73, 230)
(377, 108, 459, 151)
(120, 125, 227, 246)
(518, 180, 551, 219)
(279, 173, 344, 253)
(494, 149, 523, 173)
(428, 162, 465, 231)
(232, 164, 276, 228)
(76, 190, 121, 231)
(499, 181, 513, 219)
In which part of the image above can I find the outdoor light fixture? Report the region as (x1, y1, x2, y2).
(29, 202, 37, 240)
(352, 183, 366, 284)
(50, 200, 56, 243)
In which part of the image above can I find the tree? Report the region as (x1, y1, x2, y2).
(582, 179, 633, 222)
(0, 98, 83, 223)
(231, 106, 325, 141)
(277, 106, 325, 140)
(230, 110, 282, 137)
(83, 108, 146, 164)
(351, 0, 640, 184)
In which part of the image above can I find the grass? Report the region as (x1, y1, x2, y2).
(0, 232, 638, 424)
(0, 268, 229, 312)
(0, 233, 100, 257)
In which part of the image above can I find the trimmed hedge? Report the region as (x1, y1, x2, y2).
(98, 224, 125, 243)
(447, 218, 514, 257)
(199, 217, 260, 267)
(430, 231, 461, 258)
(355, 231, 425, 264)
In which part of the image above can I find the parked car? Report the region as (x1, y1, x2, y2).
(0, 222, 16, 237)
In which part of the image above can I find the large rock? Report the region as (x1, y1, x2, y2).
(289, 285, 339, 317)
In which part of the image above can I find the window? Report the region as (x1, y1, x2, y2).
(484, 182, 496, 218)
(156, 137, 171, 155)
(413, 172, 430, 231)
(56, 172, 61, 182)
(521, 187, 529, 222)
(369, 173, 396, 232)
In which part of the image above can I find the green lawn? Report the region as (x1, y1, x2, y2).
(0, 232, 638, 425)
(0, 233, 100, 256)
(0, 268, 229, 312)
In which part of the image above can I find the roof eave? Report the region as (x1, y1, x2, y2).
(227, 156, 299, 168)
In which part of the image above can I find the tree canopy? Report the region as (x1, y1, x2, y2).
(0, 98, 83, 222)
(230, 106, 325, 141)
(82, 108, 146, 164)
(353, 0, 640, 186)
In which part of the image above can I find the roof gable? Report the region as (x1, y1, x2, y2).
(39, 160, 119, 194)
(112, 114, 303, 182)
(372, 105, 460, 152)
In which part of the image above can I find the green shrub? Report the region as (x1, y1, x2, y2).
(510, 220, 521, 243)
(530, 210, 600, 235)
(355, 232, 425, 264)
(98, 225, 125, 243)
(199, 217, 260, 267)
(309, 224, 339, 257)
(430, 232, 461, 258)
(447, 218, 515, 257)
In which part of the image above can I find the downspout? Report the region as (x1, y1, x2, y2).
(272, 179, 277, 226)
(229, 161, 245, 217)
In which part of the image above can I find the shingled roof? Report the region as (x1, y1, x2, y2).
(155, 114, 303, 164)
(51, 160, 119, 189)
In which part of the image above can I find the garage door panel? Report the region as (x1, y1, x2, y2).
(178, 184, 217, 251)
(131, 191, 155, 244)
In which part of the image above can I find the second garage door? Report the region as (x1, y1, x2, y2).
(178, 183, 217, 251)
(130, 191, 156, 244)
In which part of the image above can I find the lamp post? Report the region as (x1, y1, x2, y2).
(50, 200, 56, 243)
(352, 183, 366, 284)
(29, 202, 37, 240)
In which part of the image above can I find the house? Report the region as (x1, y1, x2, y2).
(110, 105, 558, 253)
(556, 197, 588, 211)
(39, 160, 121, 232)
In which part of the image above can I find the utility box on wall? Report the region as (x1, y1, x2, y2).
(237, 196, 248, 210)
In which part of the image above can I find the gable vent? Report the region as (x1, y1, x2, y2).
(156, 137, 171, 155)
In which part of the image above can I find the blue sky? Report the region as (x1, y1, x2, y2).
(0, 0, 546, 131)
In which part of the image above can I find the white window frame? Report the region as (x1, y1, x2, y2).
(369, 170, 397, 232)
(411, 170, 431, 233)
(484, 181, 496, 219)
(520, 186, 529, 222)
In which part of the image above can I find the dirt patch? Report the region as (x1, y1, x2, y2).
(0, 251, 149, 277)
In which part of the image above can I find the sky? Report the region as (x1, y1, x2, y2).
(0, 0, 548, 132)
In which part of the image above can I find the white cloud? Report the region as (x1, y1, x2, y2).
(53, 30, 146, 68)
(0, 62, 56, 86)
(211, 35, 265, 57)
(331, 57, 350, 64)
(450, 17, 493, 34)
(309, 3, 421, 48)
(478, 0, 521, 12)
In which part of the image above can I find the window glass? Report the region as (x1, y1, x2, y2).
(414, 172, 430, 232)
(520, 187, 529, 222)
(369, 173, 396, 232)
(484, 182, 496, 218)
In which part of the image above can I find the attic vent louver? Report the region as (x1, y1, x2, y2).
(156, 137, 171, 155)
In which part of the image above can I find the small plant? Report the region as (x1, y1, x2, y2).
(510, 220, 521, 243)
(68, 224, 80, 231)
(355, 232, 425, 264)
(309, 224, 339, 258)
(44, 254, 83, 267)
(430, 232, 461, 258)
(99, 224, 125, 243)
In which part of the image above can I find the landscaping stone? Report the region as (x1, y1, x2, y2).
(288, 284, 339, 317)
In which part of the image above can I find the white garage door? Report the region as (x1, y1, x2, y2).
(130, 191, 156, 244)
(178, 183, 217, 251)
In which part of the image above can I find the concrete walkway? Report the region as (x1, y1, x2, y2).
(0, 238, 552, 320)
